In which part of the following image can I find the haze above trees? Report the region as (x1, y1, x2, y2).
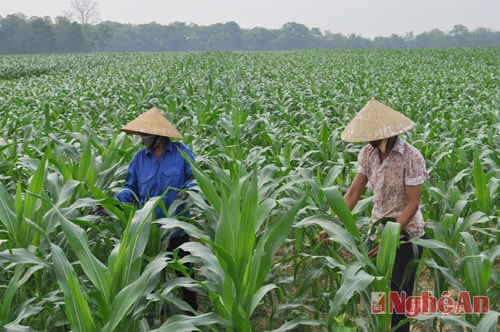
(1, 4, 499, 54)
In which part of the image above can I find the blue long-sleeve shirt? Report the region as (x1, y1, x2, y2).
(115, 140, 195, 220)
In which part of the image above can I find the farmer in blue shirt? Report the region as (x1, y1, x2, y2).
(117, 106, 198, 311)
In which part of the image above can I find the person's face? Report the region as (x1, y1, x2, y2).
(370, 139, 382, 149)
(140, 134, 156, 148)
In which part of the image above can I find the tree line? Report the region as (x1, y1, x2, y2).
(1, 13, 499, 54)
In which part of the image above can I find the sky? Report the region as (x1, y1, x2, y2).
(1, 0, 500, 39)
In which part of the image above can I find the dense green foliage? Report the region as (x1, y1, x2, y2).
(1, 13, 500, 54)
(0, 48, 499, 331)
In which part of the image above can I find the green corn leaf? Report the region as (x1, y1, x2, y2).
(85, 183, 131, 223)
(330, 262, 375, 316)
(157, 217, 211, 242)
(376, 221, 400, 279)
(296, 215, 372, 267)
(53, 207, 112, 304)
(102, 256, 167, 332)
(264, 194, 308, 262)
(323, 186, 360, 240)
(109, 198, 155, 298)
(461, 232, 488, 295)
(214, 193, 236, 262)
(244, 193, 309, 309)
(268, 318, 323, 332)
(475, 311, 500, 331)
(187, 155, 221, 213)
(14, 183, 28, 248)
(410, 236, 461, 261)
(236, 169, 259, 281)
(51, 244, 96, 332)
(485, 245, 500, 264)
(54, 179, 81, 208)
(24, 155, 47, 221)
(0, 248, 50, 267)
(178, 240, 225, 289)
(250, 284, 277, 315)
(150, 312, 229, 332)
(473, 151, 491, 214)
(50, 152, 73, 182)
(419, 258, 466, 292)
(210, 239, 239, 293)
(0, 183, 17, 241)
(78, 138, 95, 184)
(15, 180, 24, 236)
(66, 271, 96, 332)
(0, 265, 27, 325)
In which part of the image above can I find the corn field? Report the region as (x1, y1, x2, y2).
(0, 48, 499, 331)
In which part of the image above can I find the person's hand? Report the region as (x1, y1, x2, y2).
(177, 191, 188, 200)
(368, 242, 380, 258)
(318, 230, 330, 246)
(91, 204, 108, 216)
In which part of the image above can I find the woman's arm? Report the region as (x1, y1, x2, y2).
(368, 184, 420, 258)
(344, 173, 368, 211)
(318, 173, 367, 242)
(397, 184, 421, 231)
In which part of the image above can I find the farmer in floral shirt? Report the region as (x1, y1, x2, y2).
(320, 99, 428, 332)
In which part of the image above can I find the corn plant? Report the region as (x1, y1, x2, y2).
(0, 48, 499, 331)
(295, 186, 405, 331)
(163, 155, 313, 331)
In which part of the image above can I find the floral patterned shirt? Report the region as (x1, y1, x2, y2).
(358, 137, 428, 239)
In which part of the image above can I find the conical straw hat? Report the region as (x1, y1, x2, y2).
(121, 107, 183, 139)
(341, 99, 415, 142)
